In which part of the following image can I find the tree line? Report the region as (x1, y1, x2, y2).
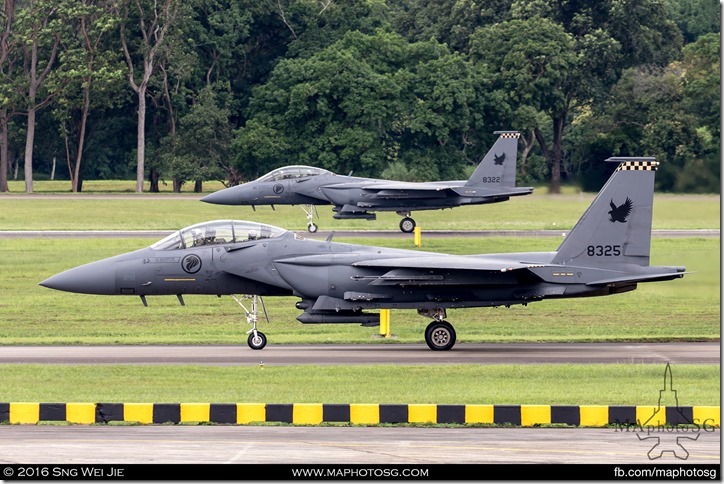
(0, 0, 719, 194)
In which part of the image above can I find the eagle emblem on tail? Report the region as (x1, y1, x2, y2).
(608, 197, 633, 223)
(493, 153, 505, 165)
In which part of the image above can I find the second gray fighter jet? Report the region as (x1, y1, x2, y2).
(201, 131, 533, 233)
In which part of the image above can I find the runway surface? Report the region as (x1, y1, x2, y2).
(0, 342, 718, 365)
(0, 425, 720, 466)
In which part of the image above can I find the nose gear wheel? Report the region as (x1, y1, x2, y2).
(232, 294, 269, 350)
(302, 205, 319, 232)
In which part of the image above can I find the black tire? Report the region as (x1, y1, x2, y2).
(399, 217, 416, 233)
(424, 321, 456, 351)
(308, 223, 318, 233)
(247, 331, 267, 350)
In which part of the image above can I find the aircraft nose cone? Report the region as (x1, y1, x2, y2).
(40, 259, 117, 295)
(200, 187, 240, 205)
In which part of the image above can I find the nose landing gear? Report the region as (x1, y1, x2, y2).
(232, 294, 269, 350)
(302, 205, 319, 232)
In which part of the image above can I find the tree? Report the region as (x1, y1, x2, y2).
(15, 0, 70, 193)
(389, 0, 513, 52)
(681, 33, 720, 139)
(568, 63, 719, 193)
(470, 18, 583, 193)
(0, 0, 20, 192)
(470, 0, 683, 193)
(668, 0, 721, 44)
(159, 85, 230, 191)
(232, 30, 479, 183)
(118, 0, 179, 193)
(55, 0, 124, 192)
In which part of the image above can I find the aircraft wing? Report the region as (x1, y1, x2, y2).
(359, 181, 461, 191)
(321, 181, 461, 200)
(358, 181, 459, 199)
(355, 182, 532, 199)
(353, 255, 538, 272)
(350, 255, 544, 287)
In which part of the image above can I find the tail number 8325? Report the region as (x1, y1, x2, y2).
(587, 245, 622, 256)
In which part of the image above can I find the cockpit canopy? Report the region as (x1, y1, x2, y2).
(151, 220, 287, 251)
(256, 165, 331, 182)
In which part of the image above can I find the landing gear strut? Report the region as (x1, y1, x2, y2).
(232, 294, 269, 350)
(397, 211, 416, 233)
(302, 204, 319, 232)
(419, 308, 456, 351)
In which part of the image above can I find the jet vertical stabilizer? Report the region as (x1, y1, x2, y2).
(552, 157, 658, 267)
(464, 131, 521, 188)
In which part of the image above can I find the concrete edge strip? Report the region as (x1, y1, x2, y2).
(0, 403, 719, 428)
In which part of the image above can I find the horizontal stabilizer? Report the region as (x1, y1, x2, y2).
(451, 187, 533, 198)
(585, 270, 688, 286)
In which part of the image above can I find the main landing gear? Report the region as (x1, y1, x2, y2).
(232, 294, 269, 350)
(419, 308, 456, 351)
(397, 211, 416, 233)
(301, 204, 319, 232)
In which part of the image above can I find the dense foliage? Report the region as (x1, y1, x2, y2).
(0, 0, 719, 193)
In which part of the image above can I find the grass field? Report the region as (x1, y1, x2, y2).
(0, 364, 718, 405)
(4, 179, 231, 194)
(0, 188, 719, 232)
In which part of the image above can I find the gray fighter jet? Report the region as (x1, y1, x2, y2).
(200, 131, 533, 233)
(40, 157, 685, 351)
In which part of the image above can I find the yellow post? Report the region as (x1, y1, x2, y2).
(413, 226, 421, 247)
(379, 309, 391, 338)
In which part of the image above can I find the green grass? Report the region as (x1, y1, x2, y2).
(0, 237, 718, 345)
(0, 191, 719, 231)
(0, 364, 718, 406)
(4, 179, 229, 194)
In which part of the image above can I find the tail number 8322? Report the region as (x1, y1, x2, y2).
(587, 245, 622, 256)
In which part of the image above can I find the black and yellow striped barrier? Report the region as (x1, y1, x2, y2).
(0, 403, 719, 427)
